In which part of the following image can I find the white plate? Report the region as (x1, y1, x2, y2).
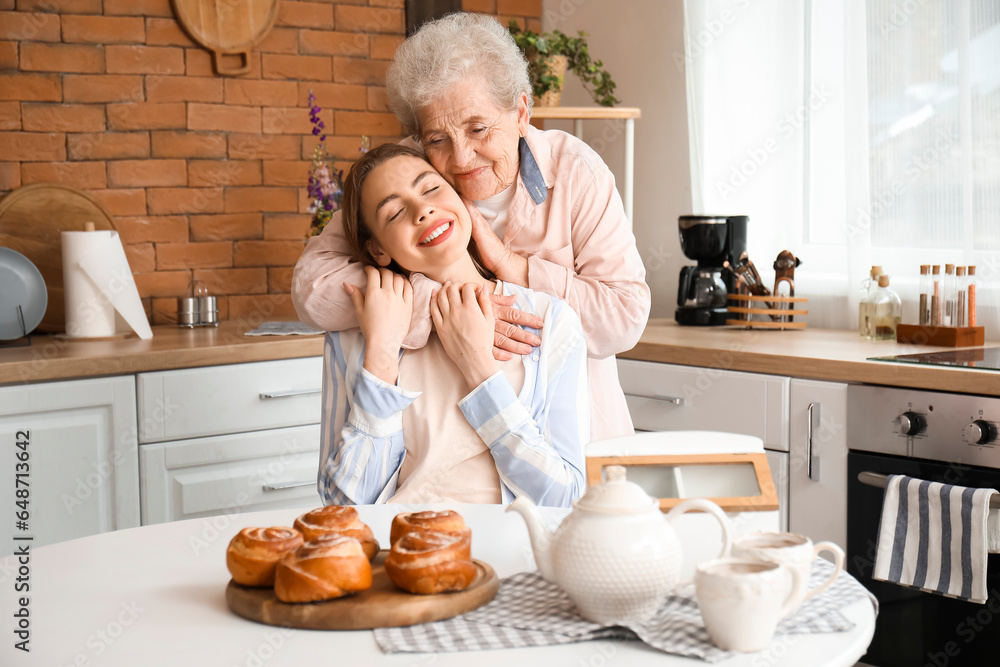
(0, 247, 48, 340)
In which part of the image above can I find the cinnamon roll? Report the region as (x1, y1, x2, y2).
(274, 534, 373, 603)
(293, 506, 379, 561)
(384, 530, 478, 595)
(226, 526, 304, 587)
(389, 509, 471, 546)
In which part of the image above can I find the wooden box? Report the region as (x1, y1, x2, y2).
(895, 323, 985, 347)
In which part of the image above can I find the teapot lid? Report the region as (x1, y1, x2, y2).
(575, 466, 658, 514)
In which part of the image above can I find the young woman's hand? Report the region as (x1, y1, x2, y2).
(431, 282, 499, 390)
(344, 266, 412, 384)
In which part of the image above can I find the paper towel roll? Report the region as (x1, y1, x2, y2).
(62, 229, 153, 340)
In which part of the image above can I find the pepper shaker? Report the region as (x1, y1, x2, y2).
(177, 280, 217, 327)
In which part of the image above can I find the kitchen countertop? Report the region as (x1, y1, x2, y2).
(618, 319, 1000, 397)
(2, 318, 997, 396)
(0, 320, 324, 385)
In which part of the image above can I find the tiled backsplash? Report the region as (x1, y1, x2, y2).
(0, 0, 542, 325)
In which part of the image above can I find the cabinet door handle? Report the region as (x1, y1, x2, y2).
(807, 402, 820, 482)
(628, 392, 684, 405)
(262, 480, 314, 492)
(259, 389, 322, 399)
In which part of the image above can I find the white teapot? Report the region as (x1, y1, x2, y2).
(507, 465, 733, 625)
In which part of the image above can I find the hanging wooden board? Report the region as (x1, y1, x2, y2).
(0, 184, 117, 334)
(172, 0, 281, 76)
(226, 551, 500, 630)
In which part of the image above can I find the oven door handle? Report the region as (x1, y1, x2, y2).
(807, 402, 820, 482)
(858, 471, 1000, 509)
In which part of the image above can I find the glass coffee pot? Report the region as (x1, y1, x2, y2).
(691, 268, 729, 308)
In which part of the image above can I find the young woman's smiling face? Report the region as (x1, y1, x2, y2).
(361, 155, 473, 280)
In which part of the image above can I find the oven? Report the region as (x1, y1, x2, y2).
(847, 384, 1000, 667)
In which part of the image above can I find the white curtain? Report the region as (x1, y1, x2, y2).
(684, 0, 1000, 335)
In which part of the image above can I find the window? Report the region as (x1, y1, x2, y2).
(684, 0, 999, 331)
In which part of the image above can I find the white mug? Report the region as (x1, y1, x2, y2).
(731, 532, 845, 610)
(694, 557, 806, 653)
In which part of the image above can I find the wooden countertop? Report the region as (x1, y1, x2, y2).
(1, 321, 324, 385)
(619, 319, 1000, 397)
(3, 318, 998, 396)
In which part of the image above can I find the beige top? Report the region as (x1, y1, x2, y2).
(389, 332, 525, 505)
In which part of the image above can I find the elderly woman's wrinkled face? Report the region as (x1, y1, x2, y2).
(416, 77, 530, 201)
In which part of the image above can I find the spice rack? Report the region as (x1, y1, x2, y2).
(902, 263, 982, 346)
(726, 295, 808, 330)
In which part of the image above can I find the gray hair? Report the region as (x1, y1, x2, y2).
(386, 12, 533, 136)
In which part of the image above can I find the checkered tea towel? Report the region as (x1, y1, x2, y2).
(374, 557, 877, 663)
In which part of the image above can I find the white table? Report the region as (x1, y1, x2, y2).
(0, 504, 874, 666)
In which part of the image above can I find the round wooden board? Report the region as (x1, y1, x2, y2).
(225, 552, 499, 630)
(0, 184, 117, 333)
(172, 0, 280, 74)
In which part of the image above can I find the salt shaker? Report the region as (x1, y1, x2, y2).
(177, 280, 217, 327)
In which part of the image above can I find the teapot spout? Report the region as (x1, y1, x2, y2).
(507, 497, 556, 582)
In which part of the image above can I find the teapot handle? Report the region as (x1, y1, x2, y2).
(665, 498, 734, 560)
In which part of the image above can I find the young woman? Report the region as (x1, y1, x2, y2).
(318, 143, 589, 507)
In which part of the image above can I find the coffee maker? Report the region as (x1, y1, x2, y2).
(675, 215, 748, 326)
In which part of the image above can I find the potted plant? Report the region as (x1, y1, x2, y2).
(508, 20, 619, 108)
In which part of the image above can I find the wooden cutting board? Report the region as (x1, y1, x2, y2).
(226, 551, 499, 630)
(0, 184, 117, 334)
(172, 0, 281, 75)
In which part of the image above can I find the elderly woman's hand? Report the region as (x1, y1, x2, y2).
(465, 195, 529, 284)
(463, 196, 543, 360)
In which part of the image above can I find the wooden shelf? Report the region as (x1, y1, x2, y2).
(531, 106, 641, 120)
(530, 106, 641, 227)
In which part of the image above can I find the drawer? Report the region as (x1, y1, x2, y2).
(616, 359, 789, 451)
(138, 357, 323, 443)
(139, 424, 320, 524)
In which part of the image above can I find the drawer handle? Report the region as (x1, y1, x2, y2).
(259, 389, 322, 399)
(807, 402, 820, 482)
(629, 392, 684, 405)
(262, 480, 314, 492)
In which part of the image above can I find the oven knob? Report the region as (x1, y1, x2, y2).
(895, 411, 925, 437)
(963, 420, 997, 445)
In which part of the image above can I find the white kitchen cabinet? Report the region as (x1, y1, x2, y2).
(617, 359, 789, 451)
(788, 378, 848, 548)
(0, 376, 139, 556)
(136, 357, 324, 525)
(140, 425, 322, 524)
(137, 357, 324, 443)
(765, 450, 789, 532)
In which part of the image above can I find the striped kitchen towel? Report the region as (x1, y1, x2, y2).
(873, 474, 998, 604)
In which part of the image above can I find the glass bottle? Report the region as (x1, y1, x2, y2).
(858, 265, 883, 338)
(956, 266, 967, 327)
(870, 274, 902, 341)
(943, 264, 956, 326)
(968, 266, 977, 327)
(918, 265, 930, 326)
(930, 265, 941, 326)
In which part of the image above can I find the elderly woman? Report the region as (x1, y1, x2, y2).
(292, 12, 650, 440)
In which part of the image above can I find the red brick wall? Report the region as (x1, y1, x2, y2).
(0, 0, 541, 326)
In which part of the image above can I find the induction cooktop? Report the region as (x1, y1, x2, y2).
(869, 347, 1000, 371)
